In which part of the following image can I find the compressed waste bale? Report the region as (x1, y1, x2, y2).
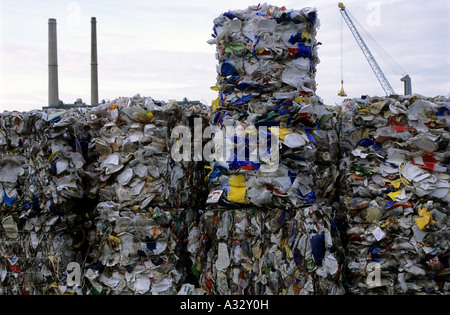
(0, 95, 209, 295)
(0, 209, 93, 295)
(208, 3, 321, 114)
(87, 95, 210, 210)
(338, 95, 450, 295)
(187, 207, 345, 295)
(83, 202, 193, 295)
(0, 108, 95, 214)
(87, 96, 175, 209)
(0, 109, 97, 295)
(205, 97, 340, 209)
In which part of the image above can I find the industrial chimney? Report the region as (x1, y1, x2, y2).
(48, 18, 59, 107)
(91, 17, 99, 106)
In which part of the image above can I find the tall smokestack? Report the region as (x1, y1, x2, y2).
(48, 18, 59, 107)
(91, 17, 99, 106)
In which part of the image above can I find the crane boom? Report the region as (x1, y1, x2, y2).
(338, 3, 396, 96)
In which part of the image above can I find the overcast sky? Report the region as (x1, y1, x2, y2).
(0, 0, 449, 112)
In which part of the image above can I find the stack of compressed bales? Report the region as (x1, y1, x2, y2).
(338, 95, 450, 294)
(83, 95, 209, 294)
(0, 95, 210, 295)
(205, 3, 340, 210)
(183, 4, 344, 295)
(207, 3, 322, 207)
(0, 109, 96, 295)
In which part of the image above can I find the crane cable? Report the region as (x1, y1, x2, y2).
(338, 13, 347, 97)
(341, 13, 344, 82)
(346, 9, 406, 77)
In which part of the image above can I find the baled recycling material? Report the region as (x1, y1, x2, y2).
(0, 96, 209, 294)
(338, 95, 450, 294)
(0, 3, 449, 295)
(85, 202, 191, 295)
(89, 95, 210, 210)
(206, 4, 339, 210)
(186, 207, 345, 295)
(190, 4, 345, 296)
(208, 3, 320, 113)
(205, 101, 340, 210)
(0, 108, 96, 294)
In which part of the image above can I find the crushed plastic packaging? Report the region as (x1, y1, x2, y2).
(0, 210, 89, 295)
(338, 94, 450, 295)
(0, 107, 98, 294)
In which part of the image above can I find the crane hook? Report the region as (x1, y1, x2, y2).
(338, 80, 347, 97)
